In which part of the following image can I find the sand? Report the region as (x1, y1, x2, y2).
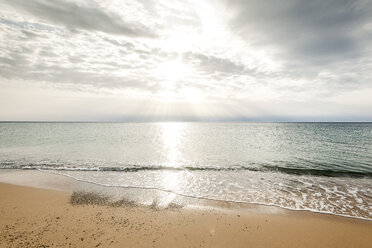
(0, 182, 371, 248)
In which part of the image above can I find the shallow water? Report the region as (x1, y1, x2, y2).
(0, 122, 371, 219)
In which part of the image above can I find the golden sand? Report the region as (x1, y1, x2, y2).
(0, 182, 371, 248)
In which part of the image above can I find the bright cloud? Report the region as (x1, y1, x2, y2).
(0, 0, 372, 121)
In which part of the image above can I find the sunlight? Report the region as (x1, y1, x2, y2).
(160, 32, 199, 52)
(153, 59, 205, 103)
(159, 170, 182, 206)
(155, 60, 194, 83)
(157, 87, 204, 103)
(157, 122, 187, 206)
(159, 122, 186, 167)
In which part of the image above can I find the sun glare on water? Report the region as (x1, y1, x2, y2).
(157, 122, 188, 206)
(159, 122, 185, 167)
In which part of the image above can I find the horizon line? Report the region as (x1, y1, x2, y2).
(1, 120, 372, 123)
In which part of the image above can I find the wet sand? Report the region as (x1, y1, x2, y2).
(0, 182, 371, 247)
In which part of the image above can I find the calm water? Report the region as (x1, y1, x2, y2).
(0, 122, 371, 219)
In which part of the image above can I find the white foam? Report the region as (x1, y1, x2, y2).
(38, 169, 372, 221)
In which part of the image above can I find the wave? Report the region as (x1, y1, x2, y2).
(260, 165, 372, 178)
(1, 162, 372, 178)
(38, 169, 372, 222)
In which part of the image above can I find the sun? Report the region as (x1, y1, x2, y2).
(152, 59, 204, 102)
(155, 60, 194, 82)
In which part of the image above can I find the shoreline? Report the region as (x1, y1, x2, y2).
(1, 182, 372, 247)
(0, 169, 371, 222)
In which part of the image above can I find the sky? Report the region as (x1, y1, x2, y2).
(0, 0, 372, 121)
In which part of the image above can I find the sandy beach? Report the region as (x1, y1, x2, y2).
(1, 182, 371, 248)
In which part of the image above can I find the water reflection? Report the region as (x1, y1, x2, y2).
(159, 122, 186, 167)
(157, 122, 188, 205)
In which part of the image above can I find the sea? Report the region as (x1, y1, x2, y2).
(0, 122, 371, 220)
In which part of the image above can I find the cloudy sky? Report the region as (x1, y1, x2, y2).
(1, 0, 372, 121)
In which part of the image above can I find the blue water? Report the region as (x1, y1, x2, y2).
(0, 122, 371, 219)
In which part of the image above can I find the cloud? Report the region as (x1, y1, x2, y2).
(0, 49, 151, 92)
(183, 52, 248, 75)
(224, 0, 372, 63)
(1, 0, 155, 37)
(0, 0, 372, 121)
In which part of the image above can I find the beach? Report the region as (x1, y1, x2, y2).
(1, 122, 371, 247)
(2, 0, 372, 246)
(1, 182, 371, 248)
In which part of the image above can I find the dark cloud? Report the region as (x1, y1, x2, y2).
(0, 48, 149, 91)
(2, 0, 156, 37)
(21, 30, 43, 40)
(0, 17, 56, 33)
(224, 0, 372, 63)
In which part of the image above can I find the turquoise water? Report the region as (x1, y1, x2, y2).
(0, 122, 371, 219)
